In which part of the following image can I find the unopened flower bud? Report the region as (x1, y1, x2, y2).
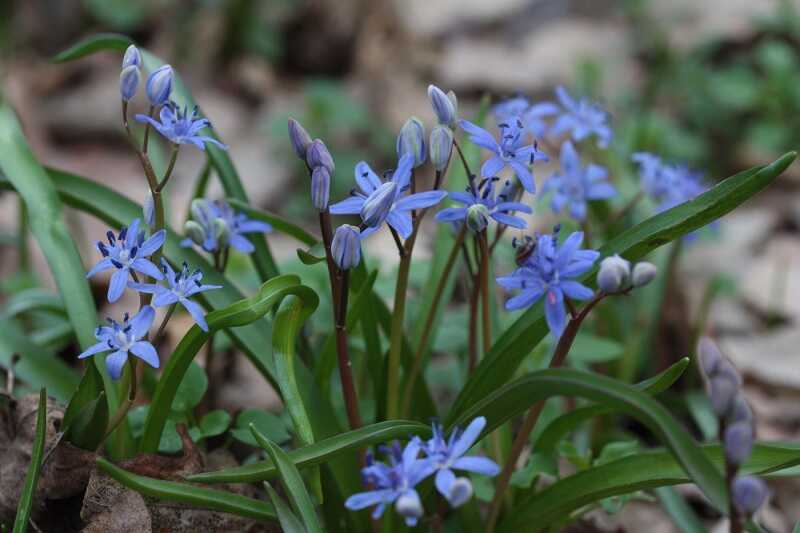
(466, 203, 490, 233)
(631, 261, 657, 287)
(288, 118, 312, 160)
(306, 139, 335, 175)
(397, 117, 427, 168)
(184, 220, 205, 246)
(360, 181, 397, 227)
(429, 125, 453, 172)
(394, 491, 423, 526)
(120, 65, 140, 101)
(331, 224, 361, 270)
(122, 44, 142, 68)
(727, 393, 753, 426)
(698, 336, 723, 378)
(212, 218, 229, 248)
(145, 64, 173, 106)
(597, 255, 631, 293)
(311, 166, 331, 211)
(731, 476, 768, 516)
(143, 193, 155, 227)
(724, 421, 754, 467)
(190, 198, 210, 223)
(428, 84, 457, 127)
(447, 477, 473, 508)
(709, 374, 739, 418)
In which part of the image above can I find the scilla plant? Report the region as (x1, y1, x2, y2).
(0, 34, 797, 533)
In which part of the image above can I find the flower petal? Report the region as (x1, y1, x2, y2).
(181, 298, 209, 332)
(329, 196, 365, 215)
(107, 269, 129, 303)
(355, 161, 382, 194)
(86, 257, 114, 278)
(345, 489, 396, 511)
(387, 210, 413, 239)
(131, 258, 164, 280)
(153, 290, 180, 307)
(450, 417, 487, 458)
(505, 289, 543, 310)
(490, 212, 527, 229)
(544, 288, 566, 337)
(452, 456, 501, 476)
(138, 229, 166, 256)
(435, 207, 468, 223)
(560, 280, 594, 301)
(509, 160, 535, 193)
(229, 234, 255, 253)
(480, 156, 505, 178)
(130, 305, 156, 338)
(105, 350, 129, 380)
(394, 190, 447, 212)
(78, 341, 111, 359)
(130, 341, 160, 369)
(435, 469, 456, 499)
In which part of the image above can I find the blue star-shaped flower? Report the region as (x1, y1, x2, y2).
(136, 102, 228, 151)
(493, 96, 559, 139)
(329, 154, 447, 239)
(551, 86, 613, 149)
(632, 152, 707, 212)
(421, 417, 500, 507)
(544, 141, 616, 221)
(459, 117, 548, 194)
(182, 199, 272, 254)
(86, 218, 165, 303)
(435, 177, 532, 232)
(497, 230, 599, 337)
(345, 440, 435, 527)
(78, 305, 159, 379)
(128, 259, 221, 332)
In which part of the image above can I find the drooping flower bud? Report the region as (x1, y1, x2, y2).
(429, 125, 453, 172)
(122, 44, 142, 69)
(120, 65, 140, 102)
(709, 374, 739, 418)
(731, 476, 768, 516)
(428, 84, 457, 127)
(360, 181, 397, 227)
(145, 64, 173, 106)
(724, 421, 754, 467)
(466, 203, 490, 233)
(183, 220, 205, 247)
(311, 166, 331, 211)
(394, 491, 424, 526)
(143, 193, 155, 227)
(306, 139, 335, 175)
(447, 477, 473, 508)
(331, 225, 361, 270)
(396, 117, 427, 168)
(288, 118, 312, 160)
(631, 261, 657, 287)
(596, 255, 630, 293)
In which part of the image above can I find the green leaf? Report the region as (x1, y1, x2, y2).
(171, 362, 208, 413)
(229, 199, 317, 247)
(568, 333, 624, 364)
(12, 389, 47, 533)
(199, 410, 232, 438)
(296, 244, 327, 265)
(499, 442, 800, 532)
(250, 426, 323, 533)
(1, 288, 66, 318)
(449, 367, 727, 512)
(53, 33, 279, 281)
(63, 391, 108, 451)
(187, 420, 429, 484)
(655, 487, 706, 533)
(139, 275, 316, 453)
(0, 100, 121, 446)
(534, 358, 690, 455)
(264, 482, 306, 533)
(232, 409, 290, 447)
(95, 457, 277, 522)
(449, 152, 797, 424)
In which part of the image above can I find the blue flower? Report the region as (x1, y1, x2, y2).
(493, 96, 559, 139)
(544, 141, 616, 221)
(551, 86, 613, 149)
(632, 152, 708, 212)
(182, 199, 272, 254)
(128, 260, 221, 332)
(421, 417, 500, 507)
(329, 154, 447, 239)
(497, 230, 599, 337)
(136, 103, 228, 151)
(86, 218, 165, 303)
(345, 440, 435, 527)
(435, 177, 531, 232)
(459, 117, 548, 194)
(78, 306, 159, 379)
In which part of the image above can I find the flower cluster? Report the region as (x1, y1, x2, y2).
(182, 199, 272, 255)
(632, 152, 709, 212)
(698, 338, 768, 519)
(345, 417, 499, 526)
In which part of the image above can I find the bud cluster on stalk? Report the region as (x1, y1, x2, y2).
(426, 85, 457, 173)
(595, 254, 657, 294)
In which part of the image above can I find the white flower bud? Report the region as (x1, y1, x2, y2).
(631, 261, 657, 287)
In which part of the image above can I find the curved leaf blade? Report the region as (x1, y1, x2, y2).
(449, 152, 797, 422)
(12, 389, 47, 533)
(264, 482, 306, 533)
(187, 421, 430, 484)
(95, 457, 276, 522)
(52, 32, 131, 62)
(449, 368, 727, 511)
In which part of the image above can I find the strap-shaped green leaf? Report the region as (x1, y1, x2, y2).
(139, 275, 317, 453)
(448, 152, 796, 424)
(187, 420, 429, 484)
(95, 457, 276, 522)
(12, 389, 47, 533)
(448, 368, 727, 511)
(251, 426, 323, 533)
(534, 358, 689, 455)
(1, 289, 66, 319)
(264, 482, 306, 533)
(499, 442, 800, 532)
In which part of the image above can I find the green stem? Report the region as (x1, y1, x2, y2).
(17, 197, 29, 271)
(401, 226, 466, 416)
(95, 357, 138, 452)
(152, 303, 177, 346)
(142, 106, 155, 154)
(477, 231, 492, 356)
(155, 144, 180, 192)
